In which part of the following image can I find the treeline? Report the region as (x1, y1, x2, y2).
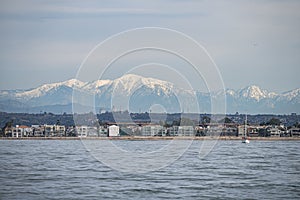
(0, 111, 299, 129)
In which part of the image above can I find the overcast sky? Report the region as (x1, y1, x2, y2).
(0, 0, 299, 93)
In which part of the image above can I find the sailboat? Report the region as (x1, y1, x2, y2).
(242, 114, 250, 143)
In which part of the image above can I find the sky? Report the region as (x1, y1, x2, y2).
(0, 0, 299, 93)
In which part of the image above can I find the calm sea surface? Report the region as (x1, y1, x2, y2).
(0, 140, 299, 200)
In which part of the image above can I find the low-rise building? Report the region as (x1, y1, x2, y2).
(87, 126, 98, 137)
(31, 125, 44, 137)
(290, 127, 300, 137)
(76, 126, 107, 137)
(4, 127, 13, 137)
(168, 126, 194, 136)
(108, 125, 120, 137)
(195, 125, 206, 136)
(11, 125, 32, 138)
(268, 126, 282, 137)
(221, 126, 238, 136)
(178, 126, 194, 136)
(168, 126, 179, 136)
(238, 125, 264, 137)
(12, 125, 22, 138)
(76, 126, 88, 137)
(141, 125, 164, 136)
(98, 126, 108, 137)
(206, 125, 223, 136)
(44, 125, 66, 137)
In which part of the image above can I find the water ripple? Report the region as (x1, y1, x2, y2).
(0, 140, 299, 199)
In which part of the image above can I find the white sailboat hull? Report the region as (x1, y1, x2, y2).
(242, 139, 250, 144)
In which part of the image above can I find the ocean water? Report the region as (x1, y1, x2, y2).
(0, 140, 299, 200)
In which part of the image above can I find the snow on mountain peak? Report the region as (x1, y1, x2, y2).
(238, 85, 269, 101)
(83, 79, 112, 91)
(226, 89, 236, 96)
(282, 88, 300, 101)
(15, 78, 85, 99)
(113, 74, 175, 95)
(62, 79, 86, 88)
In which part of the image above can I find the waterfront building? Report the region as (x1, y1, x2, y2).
(75, 126, 100, 137)
(141, 125, 165, 136)
(31, 125, 44, 137)
(168, 126, 179, 136)
(289, 127, 300, 137)
(268, 127, 281, 137)
(11, 126, 21, 138)
(76, 126, 88, 137)
(238, 125, 261, 137)
(178, 126, 194, 136)
(87, 126, 98, 137)
(108, 125, 120, 137)
(44, 125, 66, 137)
(168, 126, 194, 136)
(206, 125, 223, 136)
(4, 127, 12, 137)
(98, 126, 108, 137)
(222, 127, 238, 136)
(11, 125, 32, 138)
(195, 125, 206, 136)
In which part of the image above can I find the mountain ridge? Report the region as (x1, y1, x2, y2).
(0, 74, 299, 114)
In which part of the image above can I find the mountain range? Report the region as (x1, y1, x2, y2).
(0, 74, 299, 114)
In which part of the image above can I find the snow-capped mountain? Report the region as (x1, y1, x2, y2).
(236, 85, 278, 101)
(225, 85, 279, 101)
(0, 74, 299, 114)
(281, 88, 300, 101)
(224, 85, 300, 113)
(14, 79, 85, 100)
(112, 74, 176, 95)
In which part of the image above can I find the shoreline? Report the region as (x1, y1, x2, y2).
(1, 136, 300, 141)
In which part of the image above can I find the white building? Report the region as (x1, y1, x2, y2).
(108, 125, 120, 137)
(43, 125, 66, 137)
(12, 125, 32, 138)
(76, 126, 106, 137)
(169, 126, 179, 136)
(76, 126, 88, 137)
(87, 126, 98, 137)
(168, 126, 194, 136)
(141, 125, 165, 136)
(178, 126, 194, 136)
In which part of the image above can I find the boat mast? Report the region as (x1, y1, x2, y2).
(244, 114, 247, 138)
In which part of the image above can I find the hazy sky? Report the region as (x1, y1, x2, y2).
(0, 0, 299, 93)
